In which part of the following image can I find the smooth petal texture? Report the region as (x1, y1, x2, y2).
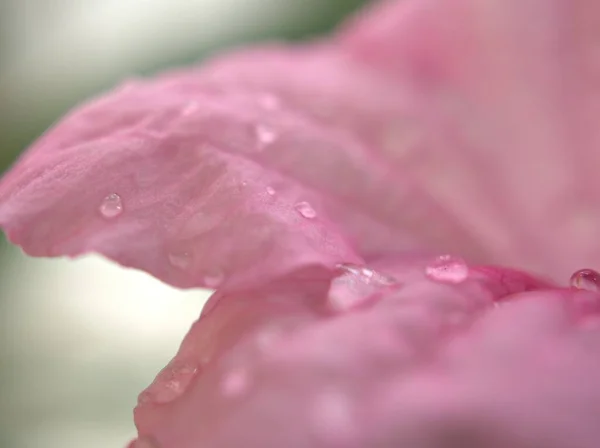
(0, 42, 487, 291)
(341, 0, 600, 280)
(130, 260, 600, 448)
(2, 1, 600, 447)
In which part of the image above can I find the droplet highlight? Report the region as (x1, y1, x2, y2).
(338, 264, 395, 285)
(570, 268, 600, 292)
(295, 201, 317, 219)
(328, 264, 396, 312)
(425, 255, 469, 284)
(266, 186, 276, 196)
(99, 193, 123, 218)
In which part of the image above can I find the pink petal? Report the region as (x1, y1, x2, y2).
(0, 43, 485, 290)
(132, 260, 600, 448)
(341, 0, 600, 280)
(3, 1, 600, 447)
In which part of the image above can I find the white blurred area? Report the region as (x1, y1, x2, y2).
(1, 247, 209, 447)
(0, 0, 353, 446)
(0, 0, 329, 120)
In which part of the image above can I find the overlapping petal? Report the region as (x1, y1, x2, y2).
(2, 0, 600, 447)
(0, 41, 484, 291)
(340, 0, 600, 279)
(134, 262, 600, 448)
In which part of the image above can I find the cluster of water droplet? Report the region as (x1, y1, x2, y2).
(97, 190, 314, 291)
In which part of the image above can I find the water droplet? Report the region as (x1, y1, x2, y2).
(204, 269, 224, 288)
(425, 255, 469, 284)
(328, 264, 395, 312)
(255, 124, 278, 146)
(266, 186, 276, 196)
(338, 264, 362, 276)
(338, 264, 395, 285)
(139, 362, 198, 404)
(295, 201, 317, 219)
(168, 251, 191, 269)
(255, 327, 281, 351)
(99, 193, 123, 218)
(221, 369, 248, 397)
(570, 269, 600, 291)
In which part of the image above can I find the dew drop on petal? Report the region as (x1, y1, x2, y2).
(338, 263, 363, 276)
(221, 369, 248, 397)
(425, 255, 468, 284)
(295, 201, 317, 219)
(266, 186, 276, 196)
(168, 251, 191, 269)
(255, 124, 278, 146)
(570, 269, 600, 291)
(328, 264, 395, 312)
(99, 193, 123, 218)
(204, 269, 225, 288)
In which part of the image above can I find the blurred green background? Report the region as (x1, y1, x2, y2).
(0, 1, 367, 446)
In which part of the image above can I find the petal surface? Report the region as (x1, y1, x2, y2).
(130, 259, 600, 448)
(341, 0, 600, 280)
(0, 40, 489, 290)
(4, 1, 600, 447)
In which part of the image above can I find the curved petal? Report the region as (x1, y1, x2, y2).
(0, 43, 484, 291)
(130, 260, 600, 448)
(340, 0, 600, 280)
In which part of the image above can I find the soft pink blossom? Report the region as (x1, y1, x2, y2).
(2, 0, 600, 447)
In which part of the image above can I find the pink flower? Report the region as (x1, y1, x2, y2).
(2, 0, 600, 446)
